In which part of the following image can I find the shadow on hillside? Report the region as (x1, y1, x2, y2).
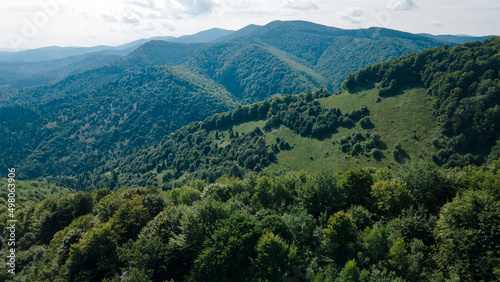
(377, 141, 388, 151)
(350, 82, 375, 94)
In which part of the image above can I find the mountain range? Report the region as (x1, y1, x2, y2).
(0, 20, 498, 182)
(0, 20, 499, 282)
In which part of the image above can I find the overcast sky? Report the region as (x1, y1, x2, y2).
(1, 0, 499, 50)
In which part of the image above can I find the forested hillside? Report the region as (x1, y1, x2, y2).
(1, 161, 499, 281)
(224, 21, 451, 90)
(343, 36, 500, 167)
(0, 53, 121, 93)
(1, 22, 499, 282)
(77, 36, 500, 191)
(0, 41, 209, 106)
(89, 87, 435, 190)
(0, 66, 236, 179)
(186, 42, 328, 103)
(0, 21, 452, 180)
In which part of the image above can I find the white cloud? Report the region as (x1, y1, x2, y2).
(282, 0, 319, 10)
(101, 15, 118, 22)
(171, 0, 218, 16)
(387, 0, 416, 10)
(428, 19, 443, 27)
(122, 15, 140, 25)
(338, 7, 364, 24)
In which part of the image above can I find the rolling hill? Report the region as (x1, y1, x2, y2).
(419, 33, 495, 44)
(0, 52, 122, 92)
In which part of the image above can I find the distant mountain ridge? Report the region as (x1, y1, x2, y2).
(0, 28, 234, 92)
(0, 28, 234, 63)
(218, 20, 453, 90)
(419, 33, 495, 44)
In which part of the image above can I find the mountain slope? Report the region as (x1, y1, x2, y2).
(91, 37, 500, 189)
(174, 28, 234, 42)
(0, 41, 209, 106)
(0, 29, 233, 93)
(86, 86, 436, 189)
(225, 21, 450, 89)
(1, 21, 459, 181)
(0, 53, 121, 92)
(1, 66, 236, 179)
(186, 42, 327, 103)
(0, 45, 131, 63)
(343, 36, 500, 167)
(1, 21, 451, 106)
(0, 28, 233, 63)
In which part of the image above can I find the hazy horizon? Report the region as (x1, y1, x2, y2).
(1, 0, 499, 51)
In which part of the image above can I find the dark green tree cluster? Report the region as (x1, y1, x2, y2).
(342, 37, 500, 167)
(339, 132, 385, 159)
(393, 142, 410, 164)
(2, 159, 500, 281)
(264, 100, 370, 138)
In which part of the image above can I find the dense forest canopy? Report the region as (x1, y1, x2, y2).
(1, 160, 500, 281)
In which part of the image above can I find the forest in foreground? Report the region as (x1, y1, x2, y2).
(1, 160, 500, 281)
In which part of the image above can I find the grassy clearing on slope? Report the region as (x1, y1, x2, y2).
(265, 87, 438, 173)
(232, 120, 267, 134)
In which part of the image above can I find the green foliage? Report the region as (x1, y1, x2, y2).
(251, 232, 299, 281)
(118, 236, 168, 281)
(166, 186, 201, 205)
(109, 195, 150, 244)
(340, 131, 385, 159)
(371, 179, 414, 217)
(297, 170, 344, 218)
(343, 37, 500, 167)
(392, 142, 409, 164)
(337, 259, 361, 282)
(4, 161, 500, 280)
(192, 211, 261, 281)
(322, 211, 357, 263)
(359, 227, 389, 267)
(396, 160, 455, 213)
(340, 169, 374, 207)
(36, 191, 93, 244)
(251, 175, 292, 210)
(65, 223, 118, 281)
(436, 190, 500, 281)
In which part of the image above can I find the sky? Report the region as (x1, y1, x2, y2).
(1, 0, 499, 50)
